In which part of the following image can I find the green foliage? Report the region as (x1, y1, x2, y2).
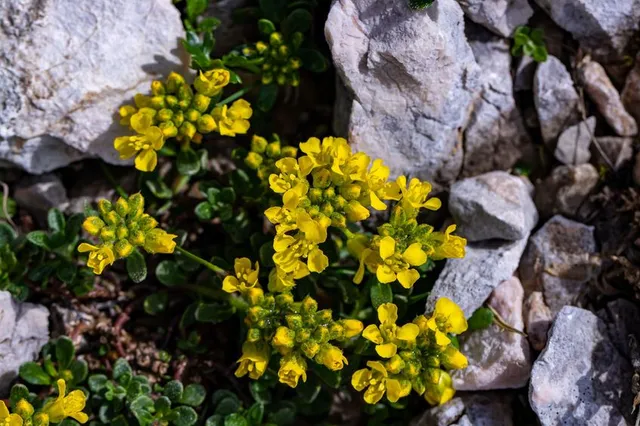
(467, 307, 495, 331)
(19, 336, 88, 387)
(206, 391, 273, 426)
(512, 26, 548, 63)
(408, 0, 435, 10)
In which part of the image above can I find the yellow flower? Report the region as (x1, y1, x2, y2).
(235, 341, 270, 380)
(299, 136, 351, 173)
(78, 243, 115, 275)
(269, 158, 311, 210)
(142, 228, 177, 254)
(119, 105, 137, 126)
(431, 225, 467, 260)
(0, 401, 22, 426)
(340, 319, 364, 338)
(82, 216, 105, 236)
(268, 267, 298, 292)
(427, 297, 468, 347)
(375, 236, 427, 288)
(42, 379, 89, 424)
(441, 345, 468, 370)
(273, 231, 329, 275)
(395, 176, 442, 216)
(352, 361, 410, 404)
(424, 369, 455, 406)
(363, 159, 395, 210)
(223, 258, 260, 294)
(194, 68, 230, 96)
(316, 345, 348, 371)
(362, 303, 419, 358)
(272, 326, 295, 353)
(212, 99, 253, 137)
(114, 111, 164, 172)
(278, 353, 307, 388)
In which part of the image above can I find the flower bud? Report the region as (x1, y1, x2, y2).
(193, 93, 211, 113)
(248, 306, 265, 324)
(285, 314, 303, 330)
(34, 412, 50, 426)
(269, 32, 284, 46)
(281, 146, 297, 158)
(179, 121, 197, 139)
(116, 226, 129, 240)
(272, 326, 296, 351)
(197, 114, 217, 133)
(114, 240, 134, 258)
(178, 84, 194, 102)
(128, 193, 145, 219)
(290, 73, 301, 87)
(308, 188, 323, 203)
(247, 328, 262, 342)
(265, 141, 281, 158)
(157, 108, 173, 122)
(321, 202, 334, 216)
(340, 319, 364, 339)
(150, 95, 166, 110)
(172, 110, 184, 127)
(289, 57, 302, 70)
(278, 45, 290, 58)
(165, 95, 179, 108)
(245, 152, 263, 170)
(129, 230, 146, 246)
(15, 399, 34, 418)
(276, 73, 287, 86)
(100, 226, 116, 241)
(138, 215, 158, 231)
(245, 287, 264, 306)
(330, 213, 347, 228)
(98, 199, 113, 216)
(301, 341, 320, 358)
(103, 211, 120, 226)
(185, 108, 201, 123)
(134, 93, 151, 108)
(159, 122, 178, 138)
(424, 369, 455, 406)
(312, 169, 331, 189)
(83, 216, 105, 236)
(300, 296, 317, 314)
(151, 80, 166, 96)
(166, 72, 186, 93)
(316, 344, 347, 371)
(262, 72, 273, 85)
(386, 355, 405, 374)
(313, 326, 330, 342)
(256, 41, 268, 54)
(115, 197, 129, 217)
(275, 292, 294, 307)
(329, 323, 344, 340)
(316, 309, 333, 323)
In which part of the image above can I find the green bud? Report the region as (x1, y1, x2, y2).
(115, 197, 129, 217)
(34, 412, 50, 426)
(115, 240, 134, 258)
(128, 193, 145, 219)
(177, 83, 194, 101)
(103, 211, 120, 226)
(165, 95, 179, 108)
(278, 45, 290, 58)
(313, 169, 331, 189)
(97, 199, 112, 216)
(251, 135, 268, 153)
(185, 108, 201, 123)
(166, 72, 186, 93)
(286, 313, 303, 330)
(247, 328, 262, 342)
(313, 326, 330, 342)
(193, 93, 211, 112)
(157, 108, 173, 122)
(301, 341, 320, 358)
(265, 141, 281, 158)
(116, 226, 129, 240)
(100, 226, 116, 241)
(281, 146, 297, 158)
(129, 230, 145, 246)
(245, 152, 263, 170)
(173, 110, 184, 127)
(151, 80, 166, 96)
(138, 215, 158, 231)
(159, 122, 178, 138)
(180, 121, 197, 139)
(329, 323, 344, 340)
(150, 95, 166, 110)
(316, 309, 333, 323)
(308, 188, 323, 203)
(330, 212, 346, 228)
(15, 399, 34, 418)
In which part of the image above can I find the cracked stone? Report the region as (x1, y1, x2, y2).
(457, 0, 533, 37)
(554, 117, 596, 165)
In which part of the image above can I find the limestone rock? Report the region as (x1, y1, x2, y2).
(592, 136, 633, 171)
(14, 173, 68, 225)
(534, 164, 599, 218)
(426, 237, 529, 317)
(622, 52, 640, 125)
(453, 277, 532, 390)
(554, 117, 595, 165)
(578, 57, 637, 137)
(414, 393, 515, 426)
(0, 291, 49, 395)
(523, 291, 553, 351)
(457, 0, 534, 38)
(449, 171, 538, 242)
(533, 56, 580, 146)
(529, 306, 632, 426)
(325, 0, 480, 184)
(520, 215, 598, 316)
(462, 24, 531, 177)
(0, 0, 185, 174)
(514, 56, 536, 92)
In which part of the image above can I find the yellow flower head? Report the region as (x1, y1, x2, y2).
(272, 326, 296, 353)
(142, 228, 177, 254)
(362, 303, 419, 358)
(278, 353, 307, 388)
(42, 379, 89, 424)
(223, 258, 260, 295)
(77, 243, 115, 275)
(424, 369, 456, 406)
(427, 297, 468, 336)
(431, 225, 467, 260)
(0, 401, 22, 426)
(114, 111, 165, 172)
(268, 267, 298, 293)
(374, 236, 426, 288)
(395, 175, 442, 217)
(235, 341, 270, 380)
(316, 344, 348, 371)
(194, 68, 230, 96)
(212, 99, 253, 137)
(441, 345, 468, 370)
(340, 319, 364, 339)
(352, 361, 400, 404)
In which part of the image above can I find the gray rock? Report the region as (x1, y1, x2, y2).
(578, 57, 637, 137)
(426, 237, 529, 317)
(534, 164, 599, 218)
(412, 397, 465, 426)
(554, 117, 596, 165)
(0, 0, 185, 174)
(520, 215, 598, 316)
(529, 306, 632, 426)
(533, 0, 640, 61)
(533, 56, 581, 146)
(523, 291, 553, 351)
(0, 291, 49, 395)
(592, 136, 634, 171)
(449, 171, 538, 242)
(14, 173, 68, 225)
(597, 299, 640, 359)
(325, 0, 480, 185)
(622, 52, 640, 125)
(453, 277, 532, 390)
(457, 0, 534, 37)
(462, 25, 531, 177)
(514, 56, 536, 92)
(414, 393, 515, 426)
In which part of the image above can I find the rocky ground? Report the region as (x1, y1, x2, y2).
(2, 0, 640, 425)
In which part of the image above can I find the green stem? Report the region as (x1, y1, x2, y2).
(175, 246, 226, 275)
(99, 162, 128, 199)
(228, 294, 249, 313)
(215, 85, 256, 107)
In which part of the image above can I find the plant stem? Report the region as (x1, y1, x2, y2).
(175, 246, 227, 275)
(215, 85, 256, 107)
(99, 162, 128, 199)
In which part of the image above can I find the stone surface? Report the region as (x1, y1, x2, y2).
(622, 52, 640, 125)
(554, 117, 595, 165)
(325, 0, 480, 184)
(514, 56, 536, 92)
(592, 136, 634, 171)
(533, 0, 640, 61)
(414, 393, 515, 426)
(597, 299, 640, 359)
(523, 291, 553, 351)
(520, 215, 598, 316)
(533, 56, 580, 146)
(534, 164, 599, 218)
(0, 0, 185, 173)
(462, 25, 531, 177)
(457, 0, 533, 37)
(453, 277, 532, 390)
(426, 237, 529, 317)
(529, 306, 632, 426)
(14, 173, 68, 225)
(449, 171, 538, 242)
(578, 58, 637, 137)
(0, 291, 49, 395)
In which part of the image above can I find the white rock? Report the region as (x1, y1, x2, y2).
(453, 277, 532, 390)
(592, 136, 634, 171)
(533, 56, 580, 146)
(449, 171, 538, 242)
(523, 291, 553, 351)
(534, 164, 599, 218)
(554, 117, 596, 165)
(458, 0, 533, 37)
(0, 0, 185, 173)
(0, 291, 49, 395)
(426, 237, 529, 317)
(414, 393, 515, 426)
(325, 0, 480, 184)
(529, 306, 632, 426)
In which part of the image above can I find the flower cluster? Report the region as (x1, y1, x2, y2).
(234, 288, 363, 388)
(115, 70, 252, 172)
(222, 257, 261, 298)
(244, 31, 303, 87)
(79, 194, 176, 274)
(1, 379, 88, 425)
(352, 298, 468, 406)
(244, 134, 298, 182)
(265, 136, 399, 291)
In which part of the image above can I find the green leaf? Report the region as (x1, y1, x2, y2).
(144, 292, 169, 315)
(245, 403, 264, 426)
(195, 202, 214, 221)
(267, 402, 297, 426)
(205, 415, 224, 426)
(282, 9, 312, 36)
(468, 307, 495, 331)
(181, 384, 207, 406)
(130, 395, 155, 426)
(170, 406, 199, 426)
(186, 0, 209, 21)
(113, 358, 133, 380)
(126, 249, 147, 283)
(215, 396, 242, 416)
(56, 262, 77, 283)
(297, 48, 328, 73)
(26, 231, 50, 250)
(156, 260, 187, 287)
(47, 208, 66, 232)
(212, 389, 239, 406)
(259, 0, 287, 22)
(408, 0, 434, 10)
(19, 362, 51, 385)
(65, 213, 84, 242)
(55, 336, 75, 369)
(370, 280, 393, 309)
(249, 381, 271, 404)
(0, 223, 17, 248)
(257, 84, 278, 112)
(9, 384, 30, 407)
(258, 242, 275, 268)
(69, 359, 89, 384)
(164, 380, 184, 403)
(145, 179, 173, 199)
(224, 414, 249, 426)
(309, 363, 341, 389)
(219, 187, 236, 203)
(257, 19, 276, 35)
(177, 149, 202, 176)
(155, 396, 172, 415)
(195, 302, 235, 324)
(88, 374, 109, 392)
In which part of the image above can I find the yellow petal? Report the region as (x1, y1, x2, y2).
(402, 243, 427, 266)
(308, 248, 329, 273)
(441, 346, 469, 370)
(396, 323, 420, 341)
(397, 269, 420, 289)
(375, 342, 397, 358)
(222, 276, 240, 293)
(114, 137, 137, 159)
(135, 149, 158, 172)
(367, 361, 388, 376)
(0, 401, 9, 419)
(379, 236, 395, 260)
(351, 369, 372, 391)
(386, 378, 409, 403)
(362, 325, 383, 344)
(130, 112, 152, 133)
(424, 197, 442, 211)
(234, 257, 252, 274)
(77, 243, 98, 253)
(377, 303, 398, 324)
(363, 386, 385, 405)
(434, 297, 468, 334)
(370, 192, 387, 211)
(376, 265, 396, 283)
(146, 126, 165, 150)
(70, 412, 89, 424)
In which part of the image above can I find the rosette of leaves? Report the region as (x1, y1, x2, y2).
(512, 26, 548, 63)
(194, 180, 252, 243)
(0, 222, 30, 300)
(206, 390, 279, 426)
(19, 336, 88, 387)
